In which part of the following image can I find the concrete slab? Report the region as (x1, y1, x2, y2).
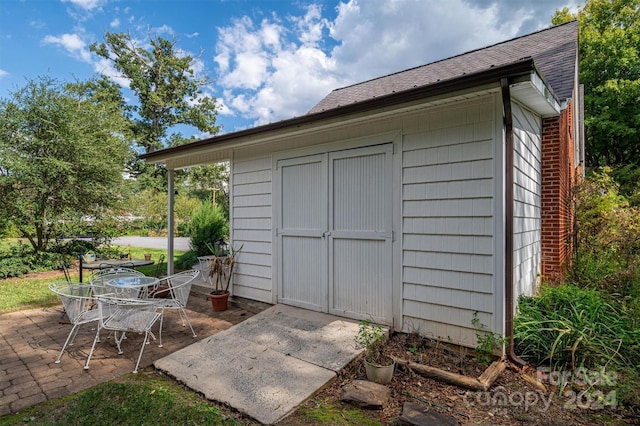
(227, 304, 361, 371)
(155, 304, 364, 424)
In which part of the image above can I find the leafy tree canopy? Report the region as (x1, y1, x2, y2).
(553, 0, 640, 167)
(90, 32, 220, 154)
(0, 76, 131, 252)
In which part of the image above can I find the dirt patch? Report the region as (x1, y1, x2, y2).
(281, 332, 639, 425)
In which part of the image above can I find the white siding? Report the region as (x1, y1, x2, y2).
(225, 90, 508, 347)
(512, 102, 542, 299)
(231, 154, 273, 302)
(401, 95, 497, 347)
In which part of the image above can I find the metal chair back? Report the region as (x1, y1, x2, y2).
(147, 270, 200, 347)
(59, 258, 72, 282)
(154, 254, 165, 278)
(84, 294, 161, 373)
(48, 282, 100, 363)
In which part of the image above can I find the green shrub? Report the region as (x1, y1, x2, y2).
(0, 242, 62, 277)
(188, 202, 228, 256)
(175, 250, 199, 270)
(0, 257, 31, 278)
(514, 284, 640, 370)
(570, 167, 640, 296)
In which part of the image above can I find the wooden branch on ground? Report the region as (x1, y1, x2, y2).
(519, 370, 548, 393)
(391, 355, 506, 392)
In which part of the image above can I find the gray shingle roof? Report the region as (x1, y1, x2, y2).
(309, 21, 577, 114)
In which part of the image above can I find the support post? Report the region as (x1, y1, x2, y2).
(167, 168, 175, 275)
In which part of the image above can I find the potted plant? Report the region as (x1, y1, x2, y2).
(207, 244, 242, 312)
(355, 319, 395, 384)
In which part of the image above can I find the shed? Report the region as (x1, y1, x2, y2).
(142, 21, 582, 348)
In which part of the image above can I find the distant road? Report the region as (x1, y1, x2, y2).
(112, 236, 191, 251)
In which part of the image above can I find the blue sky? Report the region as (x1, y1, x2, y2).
(0, 0, 579, 142)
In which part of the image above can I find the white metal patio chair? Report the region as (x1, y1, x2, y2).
(84, 294, 161, 373)
(49, 282, 100, 363)
(197, 255, 215, 287)
(146, 269, 200, 347)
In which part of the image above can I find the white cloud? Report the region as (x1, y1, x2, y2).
(30, 19, 46, 29)
(153, 24, 174, 36)
(214, 9, 340, 126)
(0, 69, 9, 78)
(93, 57, 131, 88)
(110, 18, 120, 28)
(213, 0, 575, 127)
(42, 33, 92, 63)
(61, 0, 104, 11)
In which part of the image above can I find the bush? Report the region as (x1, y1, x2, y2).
(0, 257, 31, 278)
(570, 167, 640, 296)
(0, 242, 62, 278)
(188, 202, 228, 256)
(515, 285, 640, 370)
(175, 250, 199, 270)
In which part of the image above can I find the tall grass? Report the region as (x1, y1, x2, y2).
(514, 285, 640, 370)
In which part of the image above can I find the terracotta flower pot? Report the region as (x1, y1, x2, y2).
(209, 291, 230, 312)
(144, 253, 152, 261)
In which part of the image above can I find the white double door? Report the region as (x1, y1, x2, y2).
(276, 144, 393, 324)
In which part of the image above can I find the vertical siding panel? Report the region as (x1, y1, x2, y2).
(231, 153, 273, 302)
(401, 94, 497, 347)
(512, 102, 542, 298)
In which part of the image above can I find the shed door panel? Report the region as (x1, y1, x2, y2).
(277, 145, 393, 324)
(329, 146, 393, 323)
(277, 155, 327, 311)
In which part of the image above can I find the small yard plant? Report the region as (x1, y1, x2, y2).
(355, 319, 389, 365)
(471, 312, 506, 365)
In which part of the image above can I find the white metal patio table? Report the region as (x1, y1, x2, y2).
(105, 275, 159, 299)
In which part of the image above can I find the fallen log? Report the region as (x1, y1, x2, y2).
(477, 358, 507, 390)
(391, 356, 506, 391)
(519, 370, 548, 393)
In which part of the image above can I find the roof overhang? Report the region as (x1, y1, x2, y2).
(510, 70, 561, 117)
(141, 57, 561, 167)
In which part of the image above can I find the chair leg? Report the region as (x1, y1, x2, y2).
(84, 325, 102, 370)
(179, 308, 197, 338)
(157, 309, 165, 348)
(55, 324, 79, 363)
(114, 331, 126, 354)
(133, 331, 150, 373)
(67, 323, 83, 347)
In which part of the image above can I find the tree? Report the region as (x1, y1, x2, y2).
(553, 1, 640, 166)
(90, 32, 220, 153)
(0, 76, 131, 252)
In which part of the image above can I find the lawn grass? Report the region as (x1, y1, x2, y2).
(0, 372, 248, 426)
(0, 245, 185, 314)
(0, 274, 61, 313)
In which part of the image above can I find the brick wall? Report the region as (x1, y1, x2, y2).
(540, 101, 576, 283)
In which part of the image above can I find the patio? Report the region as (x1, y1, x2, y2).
(0, 288, 264, 416)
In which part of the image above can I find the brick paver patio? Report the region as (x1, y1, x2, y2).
(0, 291, 263, 416)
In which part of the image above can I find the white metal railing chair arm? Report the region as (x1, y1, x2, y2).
(48, 282, 101, 364)
(145, 269, 200, 348)
(84, 294, 162, 373)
